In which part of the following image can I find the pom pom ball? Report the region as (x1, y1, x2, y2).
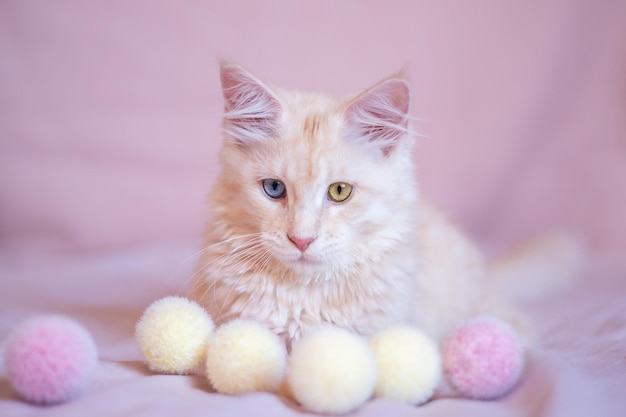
(135, 296, 214, 374)
(370, 325, 441, 405)
(3, 315, 98, 405)
(442, 317, 524, 400)
(206, 319, 287, 394)
(288, 326, 377, 414)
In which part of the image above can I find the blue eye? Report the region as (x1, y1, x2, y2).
(262, 179, 286, 199)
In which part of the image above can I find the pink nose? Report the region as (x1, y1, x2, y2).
(288, 235, 316, 252)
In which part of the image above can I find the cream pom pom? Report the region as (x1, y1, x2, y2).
(370, 325, 441, 405)
(206, 319, 287, 395)
(288, 326, 377, 414)
(135, 296, 214, 374)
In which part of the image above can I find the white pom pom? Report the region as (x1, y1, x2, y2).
(206, 319, 287, 395)
(370, 325, 441, 405)
(288, 326, 377, 414)
(135, 296, 214, 374)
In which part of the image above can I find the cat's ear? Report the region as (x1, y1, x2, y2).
(344, 76, 410, 156)
(220, 62, 282, 146)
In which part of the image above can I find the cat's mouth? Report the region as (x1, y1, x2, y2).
(297, 254, 322, 265)
(271, 242, 328, 269)
(286, 251, 325, 267)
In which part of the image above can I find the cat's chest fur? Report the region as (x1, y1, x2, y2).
(192, 204, 487, 347)
(196, 236, 420, 348)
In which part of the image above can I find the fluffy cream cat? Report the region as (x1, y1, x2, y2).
(191, 62, 573, 348)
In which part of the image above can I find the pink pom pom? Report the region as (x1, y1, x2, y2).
(3, 315, 98, 404)
(442, 317, 524, 400)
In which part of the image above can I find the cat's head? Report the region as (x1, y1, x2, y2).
(210, 62, 418, 278)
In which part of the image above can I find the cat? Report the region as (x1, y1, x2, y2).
(190, 62, 579, 349)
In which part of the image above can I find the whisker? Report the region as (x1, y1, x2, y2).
(208, 237, 266, 309)
(177, 233, 265, 297)
(221, 246, 275, 317)
(180, 232, 270, 314)
(214, 241, 271, 318)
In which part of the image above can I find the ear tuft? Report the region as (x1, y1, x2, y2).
(220, 63, 282, 146)
(344, 78, 411, 156)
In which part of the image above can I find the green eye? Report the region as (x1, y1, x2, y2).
(327, 182, 353, 203)
(262, 179, 286, 199)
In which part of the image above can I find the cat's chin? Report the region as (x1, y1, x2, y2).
(279, 252, 329, 273)
(295, 255, 324, 266)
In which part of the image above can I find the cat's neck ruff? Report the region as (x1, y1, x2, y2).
(197, 226, 419, 347)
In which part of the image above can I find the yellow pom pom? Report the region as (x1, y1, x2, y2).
(206, 319, 287, 395)
(288, 326, 377, 414)
(371, 325, 441, 405)
(135, 296, 214, 374)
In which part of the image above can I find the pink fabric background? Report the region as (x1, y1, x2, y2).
(1, 1, 625, 416)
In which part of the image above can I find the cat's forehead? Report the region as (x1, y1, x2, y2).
(280, 93, 342, 132)
(275, 95, 356, 180)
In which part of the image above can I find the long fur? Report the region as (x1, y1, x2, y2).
(190, 63, 543, 349)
